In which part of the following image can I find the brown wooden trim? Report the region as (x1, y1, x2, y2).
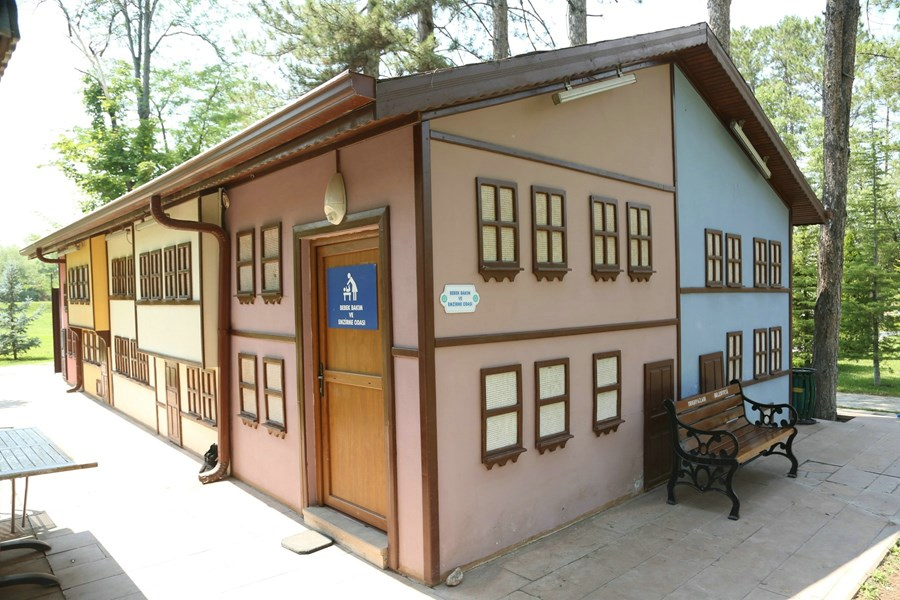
(134, 299, 202, 306)
(231, 329, 297, 343)
(680, 286, 790, 294)
(753, 237, 769, 288)
(238, 353, 259, 419)
(768, 240, 783, 288)
(415, 122, 440, 585)
(434, 318, 677, 348)
(531, 186, 570, 281)
(139, 349, 204, 369)
(291, 221, 309, 510)
(670, 63, 682, 399)
(534, 358, 573, 454)
(431, 130, 676, 194)
(391, 346, 419, 358)
(726, 330, 743, 384)
(263, 356, 286, 432)
(236, 229, 256, 299)
(768, 326, 783, 374)
(753, 328, 768, 379)
(737, 369, 788, 388)
(294, 207, 385, 238)
(260, 222, 283, 302)
(481, 364, 526, 468)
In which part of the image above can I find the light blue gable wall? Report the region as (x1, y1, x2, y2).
(674, 67, 790, 403)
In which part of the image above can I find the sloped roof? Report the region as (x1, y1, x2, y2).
(0, 0, 19, 82)
(22, 23, 824, 259)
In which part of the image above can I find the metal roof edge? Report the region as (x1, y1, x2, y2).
(21, 71, 375, 258)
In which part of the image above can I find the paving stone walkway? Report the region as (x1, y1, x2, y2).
(2, 363, 899, 599)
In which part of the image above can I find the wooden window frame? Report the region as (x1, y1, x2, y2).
(753, 238, 769, 288)
(726, 331, 743, 384)
(238, 353, 258, 424)
(626, 203, 653, 282)
(263, 357, 286, 437)
(82, 330, 100, 366)
(590, 196, 621, 281)
(753, 328, 768, 379)
(769, 326, 783, 374)
(481, 364, 525, 469)
(176, 243, 192, 299)
(111, 256, 135, 299)
(113, 336, 149, 385)
(726, 233, 743, 288)
(534, 358, 573, 454)
(476, 178, 522, 282)
(705, 228, 724, 288)
(260, 223, 283, 303)
(593, 350, 624, 435)
(236, 230, 256, 304)
(769, 240, 782, 288)
(163, 245, 177, 300)
(186, 367, 217, 425)
(68, 265, 90, 304)
(531, 186, 569, 281)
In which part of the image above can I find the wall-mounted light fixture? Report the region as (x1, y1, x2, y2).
(552, 71, 636, 105)
(730, 120, 771, 179)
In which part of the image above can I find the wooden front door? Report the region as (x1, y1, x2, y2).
(313, 234, 387, 530)
(644, 359, 675, 490)
(165, 362, 182, 446)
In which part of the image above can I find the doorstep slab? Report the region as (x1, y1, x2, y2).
(281, 530, 333, 555)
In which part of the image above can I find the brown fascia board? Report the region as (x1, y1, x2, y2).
(376, 23, 825, 226)
(21, 71, 376, 259)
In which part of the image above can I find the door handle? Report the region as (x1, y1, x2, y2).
(318, 362, 325, 397)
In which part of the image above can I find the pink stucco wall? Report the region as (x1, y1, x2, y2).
(427, 65, 679, 572)
(225, 126, 425, 578)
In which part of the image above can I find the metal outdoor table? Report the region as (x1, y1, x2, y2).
(0, 427, 98, 588)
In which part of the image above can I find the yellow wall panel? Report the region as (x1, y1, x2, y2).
(90, 235, 109, 331)
(66, 243, 93, 329)
(112, 374, 157, 430)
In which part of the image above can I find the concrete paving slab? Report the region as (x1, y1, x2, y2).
(281, 530, 333, 554)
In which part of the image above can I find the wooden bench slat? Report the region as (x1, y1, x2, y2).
(689, 405, 745, 435)
(673, 383, 742, 414)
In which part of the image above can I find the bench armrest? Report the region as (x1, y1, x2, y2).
(733, 381, 797, 428)
(664, 399, 739, 461)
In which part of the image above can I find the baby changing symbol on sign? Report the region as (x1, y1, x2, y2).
(327, 263, 378, 330)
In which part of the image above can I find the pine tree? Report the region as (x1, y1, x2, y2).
(0, 264, 42, 360)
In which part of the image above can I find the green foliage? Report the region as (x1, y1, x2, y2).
(250, 0, 451, 92)
(838, 356, 900, 396)
(792, 226, 819, 367)
(0, 264, 43, 360)
(0, 246, 57, 301)
(0, 301, 53, 366)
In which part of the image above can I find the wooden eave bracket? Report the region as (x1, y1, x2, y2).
(239, 414, 259, 428)
(237, 294, 256, 305)
(261, 293, 283, 305)
(263, 422, 287, 439)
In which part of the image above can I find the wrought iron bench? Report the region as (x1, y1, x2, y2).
(663, 381, 798, 520)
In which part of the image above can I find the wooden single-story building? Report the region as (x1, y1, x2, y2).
(23, 24, 825, 585)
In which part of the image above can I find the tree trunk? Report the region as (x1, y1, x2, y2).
(492, 0, 509, 60)
(567, 0, 587, 46)
(707, 0, 732, 55)
(417, 2, 434, 43)
(139, 0, 152, 121)
(813, 0, 860, 421)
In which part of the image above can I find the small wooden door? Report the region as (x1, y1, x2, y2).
(313, 234, 387, 530)
(644, 359, 675, 490)
(699, 351, 725, 393)
(98, 337, 110, 404)
(165, 362, 182, 446)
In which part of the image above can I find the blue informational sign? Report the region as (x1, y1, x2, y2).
(327, 263, 378, 330)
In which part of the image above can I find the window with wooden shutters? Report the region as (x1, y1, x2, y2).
(481, 364, 525, 468)
(699, 351, 724, 393)
(591, 196, 620, 281)
(236, 230, 255, 303)
(726, 331, 743, 384)
(726, 234, 742, 287)
(263, 357, 286, 436)
(593, 351, 623, 435)
(260, 224, 282, 303)
(477, 178, 521, 282)
(140, 249, 163, 300)
(769, 327, 783, 374)
(769, 241, 782, 288)
(163, 246, 177, 299)
(705, 229, 723, 287)
(111, 257, 134, 298)
(114, 336, 149, 384)
(531, 187, 569, 281)
(82, 330, 101, 365)
(753, 238, 768, 288)
(187, 367, 217, 425)
(753, 328, 768, 378)
(535, 358, 573, 453)
(238, 353, 258, 423)
(626, 203, 653, 281)
(176, 243, 191, 299)
(68, 265, 90, 303)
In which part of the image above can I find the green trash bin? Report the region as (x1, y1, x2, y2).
(792, 368, 817, 424)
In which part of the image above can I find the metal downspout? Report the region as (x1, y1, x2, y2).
(149, 194, 231, 484)
(36, 248, 81, 393)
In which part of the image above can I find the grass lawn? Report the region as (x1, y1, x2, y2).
(838, 357, 900, 397)
(0, 301, 54, 366)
